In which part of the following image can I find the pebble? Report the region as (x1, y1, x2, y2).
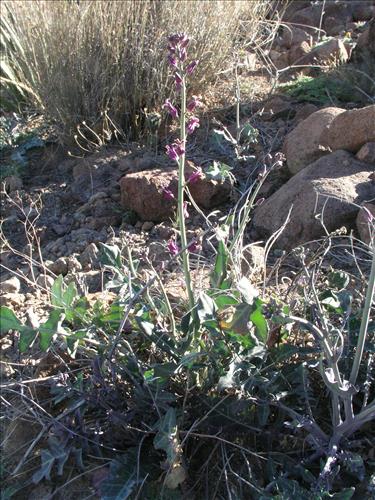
(141, 221, 154, 232)
(0, 276, 21, 294)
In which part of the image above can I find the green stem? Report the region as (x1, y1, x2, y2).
(178, 75, 194, 310)
(349, 245, 375, 386)
(228, 176, 267, 254)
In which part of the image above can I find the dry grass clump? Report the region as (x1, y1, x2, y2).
(1, 0, 273, 141)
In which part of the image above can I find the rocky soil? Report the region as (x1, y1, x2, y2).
(1, 1, 375, 498)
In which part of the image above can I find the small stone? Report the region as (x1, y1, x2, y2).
(67, 255, 82, 272)
(36, 274, 55, 289)
(111, 192, 121, 201)
(294, 103, 318, 123)
(52, 224, 68, 236)
(79, 243, 99, 269)
(356, 203, 375, 246)
(141, 221, 154, 232)
(0, 293, 24, 307)
(154, 223, 174, 240)
(48, 257, 69, 276)
(0, 361, 15, 378)
(76, 270, 103, 293)
(0, 276, 21, 294)
(0, 251, 11, 267)
(88, 191, 108, 204)
(356, 142, 375, 164)
(2, 175, 23, 193)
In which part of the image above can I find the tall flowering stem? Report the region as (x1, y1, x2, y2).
(165, 33, 199, 310)
(178, 74, 194, 310)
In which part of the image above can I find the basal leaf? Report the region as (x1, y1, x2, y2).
(32, 449, 55, 483)
(230, 303, 252, 335)
(19, 327, 37, 352)
(211, 239, 228, 288)
(63, 281, 78, 308)
(99, 243, 122, 269)
(0, 306, 23, 332)
(38, 310, 63, 351)
(51, 275, 64, 308)
(0, 306, 36, 352)
(250, 300, 268, 343)
(154, 408, 178, 464)
(100, 450, 146, 500)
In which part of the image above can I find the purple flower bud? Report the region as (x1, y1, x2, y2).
(187, 95, 203, 113)
(167, 54, 178, 68)
(180, 36, 190, 49)
(166, 145, 178, 161)
(167, 238, 180, 256)
(163, 188, 175, 201)
(363, 206, 374, 223)
(174, 139, 185, 156)
(255, 197, 265, 206)
(187, 167, 202, 184)
(187, 116, 200, 135)
(186, 60, 199, 75)
(183, 201, 189, 218)
(175, 73, 183, 92)
(163, 99, 178, 119)
(178, 47, 187, 62)
(168, 33, 189, 48)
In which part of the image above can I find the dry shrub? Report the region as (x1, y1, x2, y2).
(1, 0, 273, 142)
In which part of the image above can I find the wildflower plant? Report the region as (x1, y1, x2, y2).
(163, 33, 200, 310)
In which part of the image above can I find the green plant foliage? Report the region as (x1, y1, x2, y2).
(204, 160, 233, 183)
(278, 75, 354, 105)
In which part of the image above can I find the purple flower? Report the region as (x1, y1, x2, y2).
(175, 73, 183, 91)
(188, 240, 200, 253)
(187, 167, 202, 184)
(166, 139, 185, 161)
(187, 95, 202, 112)
(163, 99, 178, 119)
(167, 238, 180, 256)
(187, 116, 200, 135)
(163, 188, 175, 201)
(186, 59, 199, 75)
(183, 201, 189, 218)
(166, 144, 179, 161)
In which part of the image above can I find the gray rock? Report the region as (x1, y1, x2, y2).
(79, 243, 100, 269)
(36, 274, 55, 289)
(141, 221, 154, 232)
(3, 175, 23, 193)
(356, 142, 375, 164)
(48, 257, 69, 276)
(252, 150, 375, 250)
(76, 270, 103, 293)
(0, 276, 21, 294)
(283, 107, 345, 175)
